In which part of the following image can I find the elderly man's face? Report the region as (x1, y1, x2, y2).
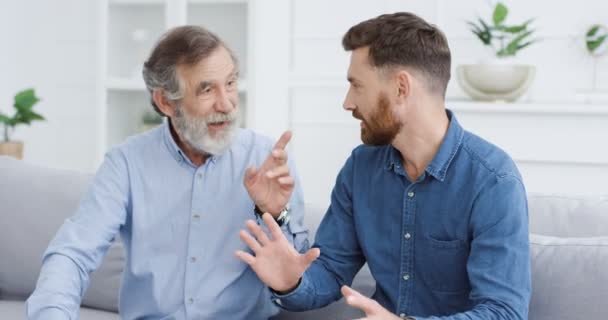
(172, 46, 241, 155)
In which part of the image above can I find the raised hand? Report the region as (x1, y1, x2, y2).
(235, 213, 320, 292)
(244, 131, 294, 216)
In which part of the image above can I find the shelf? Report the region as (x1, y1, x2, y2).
(187, 1, 248, 76)
(189, 0, 248, 3)
(109, 0, 164, 5)
(110, 0, 249, 4)
(107, 3, 165, 79)
(447, 100, 608, 116)
(106, 77, 248, 93)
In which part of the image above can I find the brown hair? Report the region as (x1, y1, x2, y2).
(142, 25, 237, 114)
(342, 12, 451, 97)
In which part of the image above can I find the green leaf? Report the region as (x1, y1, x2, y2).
(467, 21, 482, 34)
(504, 30, 535, 55)
(517, 40, 536, 51)
(493, 3, 508, 26)
(471, 18, 493, 45)
(500, 24, 526, 33)
(587, 35, 607, 52)
(478, 17, 492, 32)
(587, 25, 600, 38)
(26, 111, 45, 121)
(14, 88, 40, 112)
(0, 113, 12, 124)
(11, 113, 30, 126)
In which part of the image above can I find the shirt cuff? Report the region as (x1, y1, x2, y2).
(270, 271, 315, 308)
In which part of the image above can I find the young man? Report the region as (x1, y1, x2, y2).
(27, 26, 309, 319)
(237, 12, 531, 320)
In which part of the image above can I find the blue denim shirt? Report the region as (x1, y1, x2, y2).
(26, 121, 309, 320)
(275, 110, 531, 319)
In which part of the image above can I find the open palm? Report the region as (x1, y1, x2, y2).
(235, 213, 320, 292)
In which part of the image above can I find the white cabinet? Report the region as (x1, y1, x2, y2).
(96, 0, 288, 165)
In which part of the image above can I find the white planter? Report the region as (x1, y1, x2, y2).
(457, 63, 536, 102)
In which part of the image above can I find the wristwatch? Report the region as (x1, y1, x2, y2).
(254, 205, 290, 227)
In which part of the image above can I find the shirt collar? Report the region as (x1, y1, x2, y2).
(162, 119, 218, 166)
(386, 109, 464, 182)
(425, 109, 464, 181)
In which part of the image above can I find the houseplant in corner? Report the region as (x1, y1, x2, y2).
(457, 2, 538, 102)
(0, 88, 44, 159)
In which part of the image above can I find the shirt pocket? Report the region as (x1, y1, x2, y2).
(418, 234, 470, 293)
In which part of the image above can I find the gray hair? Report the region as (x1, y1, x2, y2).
(142, 25, 238, 115)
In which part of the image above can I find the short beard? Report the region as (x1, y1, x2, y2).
(172, 105, 240, 156)
(355, 93, 402, 146)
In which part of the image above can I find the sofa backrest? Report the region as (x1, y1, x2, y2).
(0, 156, 123, 312)
(2, 156, 607, 319)
(528, 193, 608, 237)
(527, 193, 608, 320)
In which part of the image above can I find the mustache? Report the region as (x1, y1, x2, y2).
(352, 110, 363, 121)
(205, 111, 238, 124)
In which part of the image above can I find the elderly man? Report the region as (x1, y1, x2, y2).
(26, 26, 309, 319)
(237, 12, 531, 320)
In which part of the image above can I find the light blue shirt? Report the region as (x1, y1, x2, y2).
(26, 121, 309, 319)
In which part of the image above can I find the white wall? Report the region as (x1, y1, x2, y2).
(1, 0, 607, 203)
(0, 0, 99, 172)
(288, 0, 608, 207)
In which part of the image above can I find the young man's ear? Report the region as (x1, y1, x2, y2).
(395, 70, 411, 99)
(152, 90, 176, 117)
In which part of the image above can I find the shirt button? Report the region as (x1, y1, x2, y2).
(193, 214, 200, 219)
(197, 173, 203, 178)
(404, 233, 411, 240)
(190, 257, 197, 263)
(407, 191, 415, 198)
(188, 298, 194, 304)
(403, 274, 410, 281)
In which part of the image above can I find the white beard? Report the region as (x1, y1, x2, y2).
(172, 105, 240, 156)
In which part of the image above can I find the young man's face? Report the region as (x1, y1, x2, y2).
(343, 47, 402, 146)
(172, 46, 241, 155)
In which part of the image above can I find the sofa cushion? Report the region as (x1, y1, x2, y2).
(0, 156, 123, 312)
(528, 234, 608, 320)
(0, 300, 119, 320)
(528, 194, 608, 237)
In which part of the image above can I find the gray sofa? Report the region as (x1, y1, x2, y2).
(1, 156, 607, 319)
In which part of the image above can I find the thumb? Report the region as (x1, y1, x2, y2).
(302, 247, 320, 265)
(342, 285, 378, 316)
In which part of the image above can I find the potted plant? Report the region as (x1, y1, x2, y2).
(457, 2, 538, 102)
(586, 24, 608, 56)
(140, 109, 164, 133)
(0, 88, 44, 159)
(580, 24, 608, 102)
